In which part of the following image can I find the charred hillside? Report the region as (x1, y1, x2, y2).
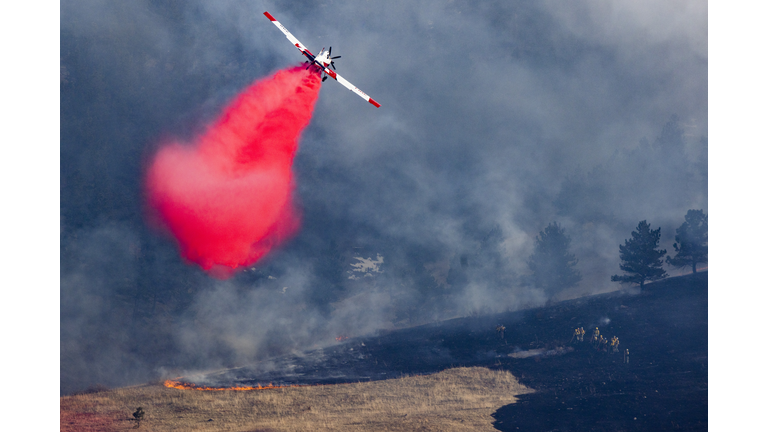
(185, 272, 706, 430)
(491, 272, 707, 431)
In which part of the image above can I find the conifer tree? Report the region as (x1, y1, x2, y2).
(611, 221, 667, 289)
(528, 222, 581, 296)
(666, 209, 708, 273)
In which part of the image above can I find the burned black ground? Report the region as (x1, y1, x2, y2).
(490, 273, 707, 431)
(189, 272, 707, 431)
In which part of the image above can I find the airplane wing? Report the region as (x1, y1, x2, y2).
(263, 11, 315, 61)
(321, 65, 381, 108)
(264, 11, 380, 108)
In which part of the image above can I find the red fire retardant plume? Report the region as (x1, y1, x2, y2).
(146, 67, 321, 278)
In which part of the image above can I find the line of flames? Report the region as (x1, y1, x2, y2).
(163, 379, 310, 391)
(164, 336, 357, 391)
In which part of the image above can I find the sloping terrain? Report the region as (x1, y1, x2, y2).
(185, 272, 707, 431)
(62, 272, 706, 431)
(491, 272, 707, 431)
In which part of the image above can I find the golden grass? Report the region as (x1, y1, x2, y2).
(61, 366, 532, 431)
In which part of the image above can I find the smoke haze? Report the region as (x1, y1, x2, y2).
(60, 0, 707, 394)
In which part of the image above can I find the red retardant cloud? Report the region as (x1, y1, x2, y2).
(146, 67, 321, 278)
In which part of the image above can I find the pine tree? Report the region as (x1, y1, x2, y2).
(666, 209, 708, 273)
(611, 221, 667, 289)
(527, 222, 581, 296)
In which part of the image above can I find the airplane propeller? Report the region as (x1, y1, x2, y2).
(329, 47, 341, 70)
(264, 11, 380, 107)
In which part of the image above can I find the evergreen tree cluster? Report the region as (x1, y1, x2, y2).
(524, 208, 708, 297)
(610, 210, 707, 289)
(524, 116, 708, 295)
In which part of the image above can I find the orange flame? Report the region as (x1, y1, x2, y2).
(335, 336, 349, 342)
(163, 379, 308, 391)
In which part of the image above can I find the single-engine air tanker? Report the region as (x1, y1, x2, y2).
(264, 11, 381, 108)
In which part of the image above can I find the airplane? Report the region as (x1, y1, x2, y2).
(264, 11, 381, 108)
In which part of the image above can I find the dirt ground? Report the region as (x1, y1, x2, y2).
(60, 367, 532, 431)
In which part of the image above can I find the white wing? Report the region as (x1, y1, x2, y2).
(321, 66, 381, 108)
(264, 12, 315, 59)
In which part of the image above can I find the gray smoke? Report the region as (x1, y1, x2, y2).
(60, 0, 706, 394)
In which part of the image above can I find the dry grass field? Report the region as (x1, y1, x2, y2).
(61, 367, 532, 431)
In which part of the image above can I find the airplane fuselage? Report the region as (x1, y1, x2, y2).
(314, 50, 332, 68)
(265, 11, 380, 107)
(302, 48, 334, 78)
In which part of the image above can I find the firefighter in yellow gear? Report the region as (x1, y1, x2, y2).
(611, 336, 620, 353)
(578, 327, 585, 342)
(592, 327, 600, 346)
(570, 328, 580, 343)
(599, 335, 609, 351)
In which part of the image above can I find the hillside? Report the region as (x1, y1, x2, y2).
(491, 272, 707, 431)
(61, 272, 707, 431)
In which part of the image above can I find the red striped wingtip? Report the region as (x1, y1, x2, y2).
(369, 98, 381, 108)
(263, 12, 276, 21)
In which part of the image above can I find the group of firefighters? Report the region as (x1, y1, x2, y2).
(571, 326, 629, 363)
(493, 323, 630, 364)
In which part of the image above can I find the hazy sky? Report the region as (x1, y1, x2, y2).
(59, 0, 707, 394)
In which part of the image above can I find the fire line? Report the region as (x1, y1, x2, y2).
(163, 379, 310, 392)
